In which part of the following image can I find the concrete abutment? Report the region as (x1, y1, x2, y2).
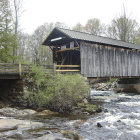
(117, 78, 140, 93)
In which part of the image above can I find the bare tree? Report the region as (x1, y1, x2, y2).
(84, 18, 105, 35)
(54, 22, 68, 29)
(135, 29, 140, 45)
(18, 32, 33, 63)
(72, 23, 84, 32)
(13, 0, 23, 33)
(11, 0, 24, 61)
(30, 24, 53, 64)
(106, 7, 139, 43)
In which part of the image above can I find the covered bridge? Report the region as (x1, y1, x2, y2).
(43, 28, 140, 78)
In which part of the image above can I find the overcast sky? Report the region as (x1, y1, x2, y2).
(21, 0, 140, 34)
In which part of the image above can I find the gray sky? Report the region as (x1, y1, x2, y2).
(21, 0, 140, 34)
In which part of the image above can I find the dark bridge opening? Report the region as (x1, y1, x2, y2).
(0, 79, 24, 106)
(54, 50, 80, 65)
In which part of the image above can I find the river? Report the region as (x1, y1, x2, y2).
(0, 90, 140, 140)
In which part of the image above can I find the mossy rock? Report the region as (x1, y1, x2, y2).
(60, 130, 83, 140)
(77, 103, 100, 114)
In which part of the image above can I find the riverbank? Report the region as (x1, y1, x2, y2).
(0, 107, 88, 140)
(1, 91, 140, 139)
(0, 95, 102, 139)
(0, 96, 102, 115)
(89, 78, 117, 91)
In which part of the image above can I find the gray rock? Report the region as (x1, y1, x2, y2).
(0, 107, 37, 117)
(97, 122, 103, 128)
(0, 125, 17, 132)
(37, 134, 57, 140)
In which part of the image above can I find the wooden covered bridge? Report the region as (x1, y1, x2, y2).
(1, 28, 140, 79)
(1, 28, 140, 95)
(43, 28, 140, 78)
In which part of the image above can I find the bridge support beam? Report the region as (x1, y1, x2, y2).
(117, 78, 140, 93)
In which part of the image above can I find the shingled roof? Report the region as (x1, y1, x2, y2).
(43, 28, 140, 50)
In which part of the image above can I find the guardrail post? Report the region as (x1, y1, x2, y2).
(19, 62, 22, 78)
(53, 63, 56, 74)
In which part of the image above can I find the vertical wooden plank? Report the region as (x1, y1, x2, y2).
(110, 48, 113, 77)
(80, 43, 83, 74)
(85, 45, 88, 77)
(113, 48, 116, 77)
(116, 48, 118, 77)
(107, 47, 110, 77)
(122, 49, 124, 76)
(96, 45, 100, 77)
(138, 51, 140, 76)
(104, 46, 108, 77)
(128, 50, 131, 76)
(125, 49, 128, 76)
(120, 49, 123, 77)
(126, 49, 128, 76)
(98, 45, 101, 77)
(81, 44, 85, 76)
(100, 46, 103, 77)
(135, 51, 138, 76)
(92, 45, 96, 77)
(95, 45, 98, 77)
(132, 51, 135, 76)
(130, 51, 132, 77)
(88, 45, 92, 77)
(91, 45, 94, 77)
(86, 45, 89, 77)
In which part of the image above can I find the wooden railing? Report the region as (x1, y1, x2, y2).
(56, 65, 80, 72)
(0, 63, 21, 74)
(0, 63, 81, 76)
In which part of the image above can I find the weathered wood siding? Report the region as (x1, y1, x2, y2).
(80, 42, 140, 77)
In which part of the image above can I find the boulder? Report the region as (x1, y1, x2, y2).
(0, 125, 17, 132)
(38, 110, 59, 116)
(60, 130, 83, 140)
(0, 107, 37, 117)
(37, 134, 58, 140)
(83, 98, 88, 104)
(97, 122, 103, 128)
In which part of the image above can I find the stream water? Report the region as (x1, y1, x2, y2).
(1, 90, 140, 140)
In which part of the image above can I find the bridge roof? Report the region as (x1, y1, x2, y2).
(43, 28, 140, 50)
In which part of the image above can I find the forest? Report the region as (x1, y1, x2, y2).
(1, 0, 140, 65)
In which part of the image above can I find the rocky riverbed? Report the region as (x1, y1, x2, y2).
(91, 80, 117, 91)
(1, 90, 140, 139)
(0, 107, 86, 140)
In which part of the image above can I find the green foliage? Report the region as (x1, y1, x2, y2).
(107, 78, 117, 85)
(84, 18, 105, 35)
(25, 66, 90, 112)
(73, 23, 84, 32)
(0, 0, 19, 63)
(136, 29, 140, 45)
(0, 32, 18, 63)
(77, 102, 97, 111)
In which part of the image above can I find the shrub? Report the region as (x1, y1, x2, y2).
(107, 78, 117, 85)
(25, 66, 90, 113)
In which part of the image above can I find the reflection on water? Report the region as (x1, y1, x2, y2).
(1, 90, 140, 140)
